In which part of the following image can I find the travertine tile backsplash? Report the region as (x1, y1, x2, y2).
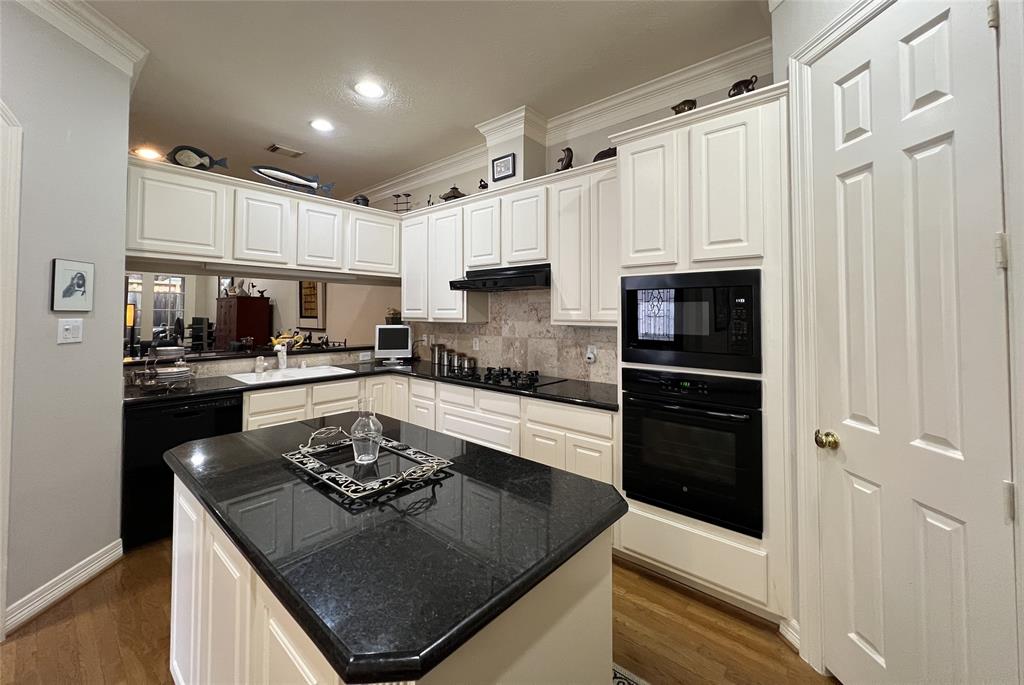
(411, 290, 618, 385)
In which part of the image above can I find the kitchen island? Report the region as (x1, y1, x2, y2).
(164, 412, 627, 684)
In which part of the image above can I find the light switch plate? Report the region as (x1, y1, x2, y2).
(58, 318, 83, 344)
(359, 351, 372, 361)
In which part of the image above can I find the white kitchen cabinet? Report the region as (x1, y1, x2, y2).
(589, 167, 620, 323)
(347, 210, 400, 274)
(435, 386, 521, 455)
(521, 423, 566, 470)
(520, 399, 615, 485)
(428, 208, 467, 321)
(408, 379, 437, 430)
(127, 164, 229, 259)
(400, 215, 429, 320)
(251, 581, 340, 685)
(618, 130, 679, 268)
(246, 408, 307, 431)
(365, 376, 391, 417)
(200, 519, 251, 685)
(233, 188, 297, 265)
(170, 480, 205, 685)
(549, 175, 591, 323)
(389, 376, 409, 422)
(688, 107, 765, 261)
(296, 200, 346, 269)
(565, 433, 614, 484)
(463, 197, 502, 268)
(310, 379, 361, 418)
(501, 186, 547, 264)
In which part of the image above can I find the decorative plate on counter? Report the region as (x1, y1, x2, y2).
(282, 435, 453, 504)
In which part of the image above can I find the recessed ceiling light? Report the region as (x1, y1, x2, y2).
(354, 80, 385, 99)
(133, 147, 161, 160)
(310, 118, 334, 132)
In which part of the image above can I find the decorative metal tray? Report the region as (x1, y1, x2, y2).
(282, 432, 453, 502)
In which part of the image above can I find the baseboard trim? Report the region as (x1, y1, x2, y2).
(3, 539, 122, 635)
(779, 617, 800, 652)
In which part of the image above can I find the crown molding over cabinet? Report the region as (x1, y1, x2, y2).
(351, 37, 773, 204)
(15, 0, 149, 88)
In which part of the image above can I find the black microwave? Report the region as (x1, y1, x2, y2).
(621, 269, 761, 372)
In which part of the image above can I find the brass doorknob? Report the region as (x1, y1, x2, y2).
(814, 429, 840, 450)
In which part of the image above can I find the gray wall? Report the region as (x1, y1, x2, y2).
(771, 0, 859, 77)
(2, 4, 130, 603)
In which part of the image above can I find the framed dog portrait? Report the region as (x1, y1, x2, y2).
(51, 259, 95, 312)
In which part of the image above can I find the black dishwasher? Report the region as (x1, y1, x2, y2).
(122, 394, 242, 549)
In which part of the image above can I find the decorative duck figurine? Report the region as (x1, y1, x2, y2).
(555, 147, 574, 172)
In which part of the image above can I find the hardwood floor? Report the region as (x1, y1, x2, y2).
(1, 542, 829, 684)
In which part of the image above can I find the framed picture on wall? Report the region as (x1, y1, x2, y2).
(491, 152, 515, 182)
(298, 280, 326, 329)
(51, 258, 95, 312)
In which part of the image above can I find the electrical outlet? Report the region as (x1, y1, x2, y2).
(585, 344, 597, 364)
(472, 337, 480, 351)
(359, 351, 372, 361)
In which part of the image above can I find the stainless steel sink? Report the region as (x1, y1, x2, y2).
(227, 366, 355, 386)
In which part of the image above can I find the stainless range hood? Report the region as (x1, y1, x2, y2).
(449, 264, 551, 292)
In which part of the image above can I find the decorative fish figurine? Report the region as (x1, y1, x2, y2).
(166, 145, 227, 170)
(251, 165, 334, 196)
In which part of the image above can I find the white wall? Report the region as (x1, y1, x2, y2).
(1, 3, 130, 603)
(770, 0, 859, 77)
(369, 165, 486, 212)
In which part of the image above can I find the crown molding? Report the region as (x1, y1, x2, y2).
(475, 105, 549, 145)
(608, 81, 788, 147)
(545, 37, 773, 146)
(15, 1, 149, 89)
(348, 144, 488, 204)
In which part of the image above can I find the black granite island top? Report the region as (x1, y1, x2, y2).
(126, 359, 619, 411)
(165, 413, 627, 683)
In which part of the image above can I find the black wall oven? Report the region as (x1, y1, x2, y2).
(621, 269, 761, 372)
(622, 368, 762, 538)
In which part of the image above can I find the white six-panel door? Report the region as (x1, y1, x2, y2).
(809, 1, 1017, 682)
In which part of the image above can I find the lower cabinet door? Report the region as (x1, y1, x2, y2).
(311, 399, 359, 418)
(390, 377, 409, 421)
(521, 423, 566, 469)
(408, 397, 436, 430)
(251, 582, 340, 685)
(564, 433, 614, 484)
(170, 480, 204, 685)
(200, 521, 251, 685)
(365, 377, 391, 418)
(245, 408, 308, 431)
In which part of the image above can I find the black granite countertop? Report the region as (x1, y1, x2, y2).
(124, 360, 619, 411)
(165, 413, 627, 683)
(122, 344, 373, 366)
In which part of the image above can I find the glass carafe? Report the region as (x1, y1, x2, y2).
(350, 397, 383, 464)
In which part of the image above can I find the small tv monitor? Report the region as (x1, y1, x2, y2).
(375, 325, 411, 365)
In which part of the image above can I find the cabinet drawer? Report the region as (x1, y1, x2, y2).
(247, 387, 308, 415)
(437, 383, 475, 409)
(475, 388, 520, 418)
(245, 408, 307, 431)
(311, 399, 358, 418)
(437, 405, 520, 455)
(523, 399, 613, 439)
(408, 397, 436, 430)
(311, 379, 361, 405)
(410, 378, 435, 401)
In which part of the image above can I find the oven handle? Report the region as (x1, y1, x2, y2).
(623, 395, 753, 422)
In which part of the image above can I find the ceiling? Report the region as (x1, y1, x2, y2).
(96, 1, 770, 197)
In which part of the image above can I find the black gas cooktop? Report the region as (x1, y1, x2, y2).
(444, 366, 565, 391)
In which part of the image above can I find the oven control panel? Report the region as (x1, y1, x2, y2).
(727, 287, 754, 354)
(623, 368, 761, 409)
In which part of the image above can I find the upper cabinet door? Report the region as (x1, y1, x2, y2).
(688, 107, 765, 261)
(296, 200, 345, 270)
(619, 131, 679, 268)
(400, 216, 429, 320)
(590, 168, 620, 323)
(549, 175, 591, 323)
(501, 186, 548, 264)
(428, 209, 465, 320)
(233, 189, 296, 265)
(347, 210, 400, 274)
(463, 197, 501, 268)
(127, 165, 229, 258)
